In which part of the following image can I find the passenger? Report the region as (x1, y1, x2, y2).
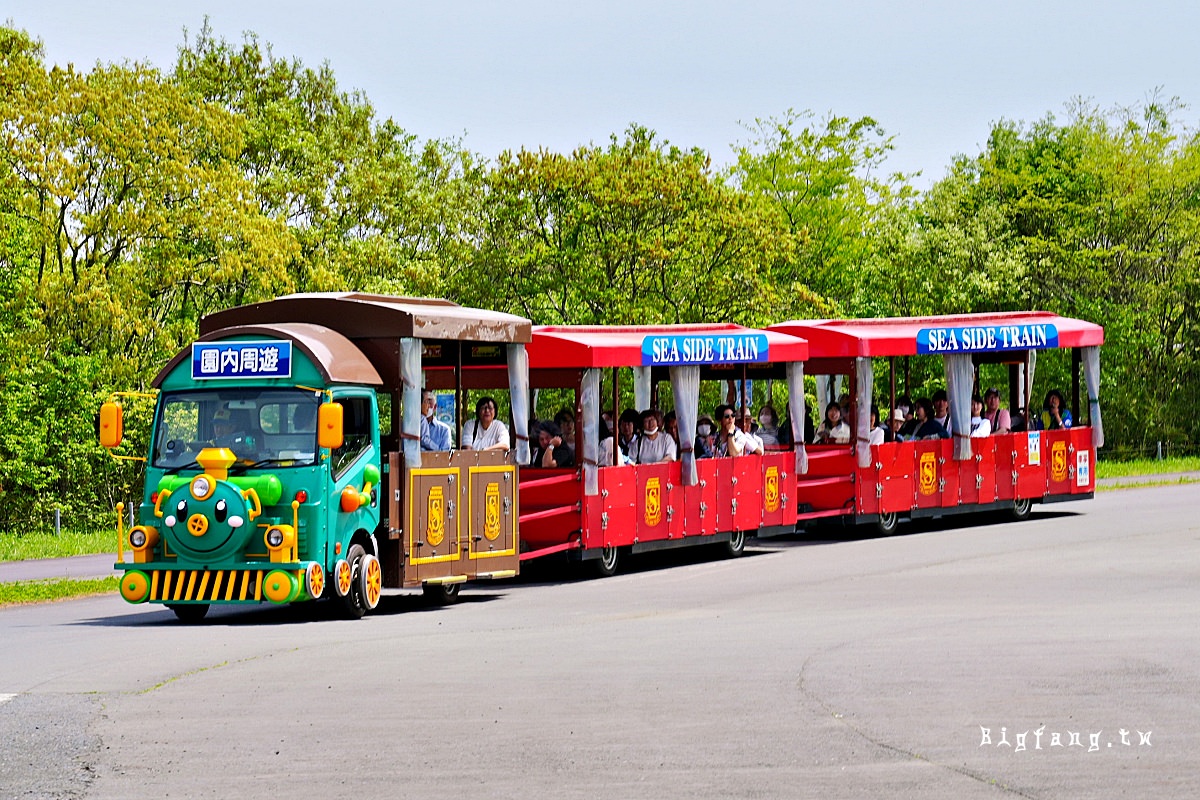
(292, 403, 317, 433)
(757, 405, 780, 446)
(633, 409, 677, 463)
(739, 408, 765, 455)
(715, 405, 749, 457)
(1038, 390, 1073, 430)
(814, 402, 850, 445)
(912, 398, 950, 440)
(837, 392, 851, 420)
(932, 389, 951, 434)
(462, 396, 510, 452)
(554, 409, 576, 447)
(599, 431, 632, 466)
(600, 409, 615, 441)
(420, 389, 454, 451)
(694, 414, 717, 459)
(969, 394, 992, 437)
(530, 420, 574, 468)
(899, 400, 923, 440)
(617, 408, 640, 458)
(868, 406, 886, 446)
(982, 387, 1011, 435)
(895, 394, 913, 422)
(663, 410, 680, 450)
(888, 409, 907, 442)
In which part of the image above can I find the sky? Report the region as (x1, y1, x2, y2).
(7, 1, 1200, 188)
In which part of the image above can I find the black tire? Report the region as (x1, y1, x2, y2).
(876, 511, 899, 536)
(723, 529, 746, 558)
(168, 603, 209, 623)
(594, 546, 620, 578)
(1011, 497, 1033, 521)
(339, 544, 367, 619)
(422, 582, 461, 605)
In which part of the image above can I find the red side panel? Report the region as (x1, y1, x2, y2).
(760, 451, 796, 528)
(584, 466, 636, 549)
(875, 441, 916, 515)
(913, 440, 945, 510)
(713, 458, 737, 532)
(635, 462, 674, 545)
(691, 459, 720, 537)
(795, 447, 855, 514)
(731, 454, 763, 531)
(1045, 429, 1073, 497)
(1014, 431, 1048, 500)
(1070, 428, 1095, 494)
(855, 455, 878, 516)
(937, 439, 959, 508)
(994, 434, 1016, 502)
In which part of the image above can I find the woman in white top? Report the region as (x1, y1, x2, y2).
(634, 409, 677, 463)
(462, 396, 510, 451)
(969, 395, 992, 438)
(756, 405, 780, 446)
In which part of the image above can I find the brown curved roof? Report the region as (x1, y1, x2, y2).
(199, 292, 532, 343)
(153, 323, 383, 388)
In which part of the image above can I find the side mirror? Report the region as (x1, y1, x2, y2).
(318, 402, 344, 450)
(99, 402, 124, 449)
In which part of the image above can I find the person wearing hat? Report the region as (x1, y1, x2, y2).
(211, 406, 253, 450)
(982, 388, 1011, 435)
(888, 408, 908, 442)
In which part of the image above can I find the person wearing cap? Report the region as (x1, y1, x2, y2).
(931, 389, 951, 434)
(983, 388, 1011, 435)
(211, 407, 252, 450)
(888, 408, 908, 442)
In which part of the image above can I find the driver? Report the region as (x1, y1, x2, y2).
(211, 407, 254, 450)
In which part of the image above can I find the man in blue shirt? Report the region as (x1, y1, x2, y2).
(420, 389, 454, 451)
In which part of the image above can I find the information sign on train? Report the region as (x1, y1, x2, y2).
(641, 333, 770, 366)
(916, 323, 1059, 355)
(191, 340, 292, 379)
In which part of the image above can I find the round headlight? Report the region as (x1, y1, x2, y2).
(129, 529, 147, 548)
(191, 476, 212, 499)
(266, 528, 285, 548)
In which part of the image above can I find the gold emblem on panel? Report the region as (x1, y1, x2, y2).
(764, 466, 780, 512)
(644, 477, 662, 527)
(919, 451, 938, 496)
(1051, 440, 1068, 483)
(427, 485, 446, 547)
(484, 482, 502, 541)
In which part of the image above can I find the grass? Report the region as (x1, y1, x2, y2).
(0, 530, 114, 562)
(0, 576, 119, 606)
(1095, 455, 1200, 479)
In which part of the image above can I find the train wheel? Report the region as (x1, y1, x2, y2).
(1011, 498, 1033, 521)
(358, 553, 382, 611)
(723, 529, 746, 558)
(168, 603, 209, 623)
(594, 546, 621, 578)
(876, 511, 899, 536)
(423, 582, 461, 605)
(339, 544, 367, 619)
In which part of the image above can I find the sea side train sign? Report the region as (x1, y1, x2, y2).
(192, 340, 293, 379)
(916, 324, 1059, 355)
(642, 333, 769, 366)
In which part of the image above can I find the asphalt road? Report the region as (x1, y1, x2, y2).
(2, 484, 1198, 799)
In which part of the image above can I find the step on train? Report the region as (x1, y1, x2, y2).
(98, 293, 1104, 621)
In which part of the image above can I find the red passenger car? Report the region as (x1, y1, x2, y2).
(518, 324, 809, 575)
(769, 312, 1105, 533)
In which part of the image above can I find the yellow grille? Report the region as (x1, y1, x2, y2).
(149, 569, 265, 603)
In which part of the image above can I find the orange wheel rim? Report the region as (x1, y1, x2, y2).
(336, 561, 352, 595)
(307, 564, 324, 598)
(364, 559, 382, 605)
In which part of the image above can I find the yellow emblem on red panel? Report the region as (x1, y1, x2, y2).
(427, 485, 446, 547)
(644, 477, 662, 527)
(764, 466, 780, 512)
(1051, 440, 1068, 483)
(919, 451, 938, 496)
(484, 482, 501, 541)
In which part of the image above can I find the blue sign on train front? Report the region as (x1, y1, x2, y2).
(192, 340, 293, 379)
(641, 333, 769, 366)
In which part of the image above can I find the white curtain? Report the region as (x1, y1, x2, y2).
(855, 357, 873, 468)
(1083, 346, 1104, 448)
(786, 361, 808, 475)
(633, 366, 653, 413)
(815, 375, 831, 414)
(507, 344, 531, 465)
(670, 365, 700, 486)
(400, 338, 422, 467)
(1025, 350, 1037, 418)
(581, 368, 601, 495)
(944, 353, 974, 460)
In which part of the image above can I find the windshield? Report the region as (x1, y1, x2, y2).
(153, 389, 322, 470)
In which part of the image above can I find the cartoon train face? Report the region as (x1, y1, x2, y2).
(161, 474, 256, 561)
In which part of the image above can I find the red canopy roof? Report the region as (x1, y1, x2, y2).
(769, 312, 1104, 359)
(528, 324, 809, 368)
